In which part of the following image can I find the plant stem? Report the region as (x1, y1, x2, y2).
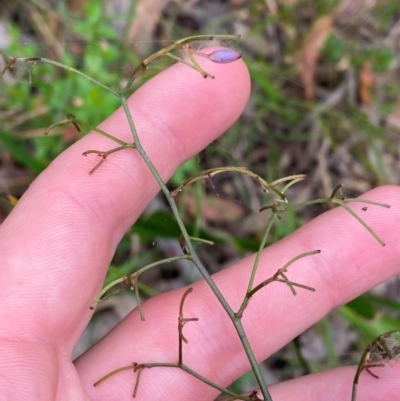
(90, 254, 192, 309)
(246, 214, 277, 294)
(180, 364, 248, 400)
(120, 96, 274, 401)
(233, 318, 271, 398)
(0, 51, 120, 97)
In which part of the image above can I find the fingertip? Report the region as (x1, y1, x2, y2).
(118, 46, 251, 160)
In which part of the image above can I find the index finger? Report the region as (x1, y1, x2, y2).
(0, 52, 251, 347)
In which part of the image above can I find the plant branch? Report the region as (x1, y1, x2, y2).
(0, 50, 119, 97)
(119, 97, 274, 401)
(260, 189, 390, 246)
(121, 34, 241, 96)
(83, 144, 137, 175)
(94, 288, 247, 400)
(90, 255, 192, 313)
(178, 288, 199, 364)
(237, 250, 319, 318)
(246, 214, 278, 294)
(172, 166, 288, 201)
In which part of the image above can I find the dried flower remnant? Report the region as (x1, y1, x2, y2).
(207, 48, 242, 64)
(187, 47, 242, 65)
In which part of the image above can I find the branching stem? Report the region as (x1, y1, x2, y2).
(121, 34, 240, 95)
(13, 33, 390, 401)
(0, 50, 119, 96)
(119, 95, 274, 400)
(90, 254, 192, 312)
(260, 195, 390, 246)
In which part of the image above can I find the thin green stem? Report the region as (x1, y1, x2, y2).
(280, 176, 307, 193)
(267, 196, 390, 214)
(89, 127, 129, 146)
(233, 318, 270, 397)
(260, 198, 326, 212)
(237, 251, 319, 317)
(270, 174, 307, 187)
(343, 198, 391, 208)
(274, 278, 316, 292)
(132, 275, 144, 321)
(180, 364, 248, 400)
(95, 361, 247, 399)
(172, 166, 286, 200)
(189, 236, 215, 246)
(120, 96, 273, 401)
(246, 214, 277, 293)
(94, 364, 137, 386)
(260, 196, 389, 246)
(132, 365, 143, 397)
(178, 288, 199, 364)
(332, 199, 386, 246)
(279, 250, 321, 272)
(83, 144, 137, 175)
(90, 255, 192, 309)
(0, 51, 120, 97)
(120, 96, 234, 314)
(192, 181, 203, 240)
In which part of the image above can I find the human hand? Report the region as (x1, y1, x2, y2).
(1, 51, 399, 401)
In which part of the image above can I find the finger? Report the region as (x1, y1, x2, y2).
(268, 364, 400, 401)
(75, 185, 400, 400)
(0, 51, 250, 348)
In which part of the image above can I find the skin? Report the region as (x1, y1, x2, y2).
(0, 51, 399, 401)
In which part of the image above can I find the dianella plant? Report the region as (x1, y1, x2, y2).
(1, 35, 395, 401)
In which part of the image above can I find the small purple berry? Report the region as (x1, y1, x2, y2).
(207, 49, 242, 64)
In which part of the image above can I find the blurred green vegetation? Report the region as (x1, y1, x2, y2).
(1, 0, 399, 389)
